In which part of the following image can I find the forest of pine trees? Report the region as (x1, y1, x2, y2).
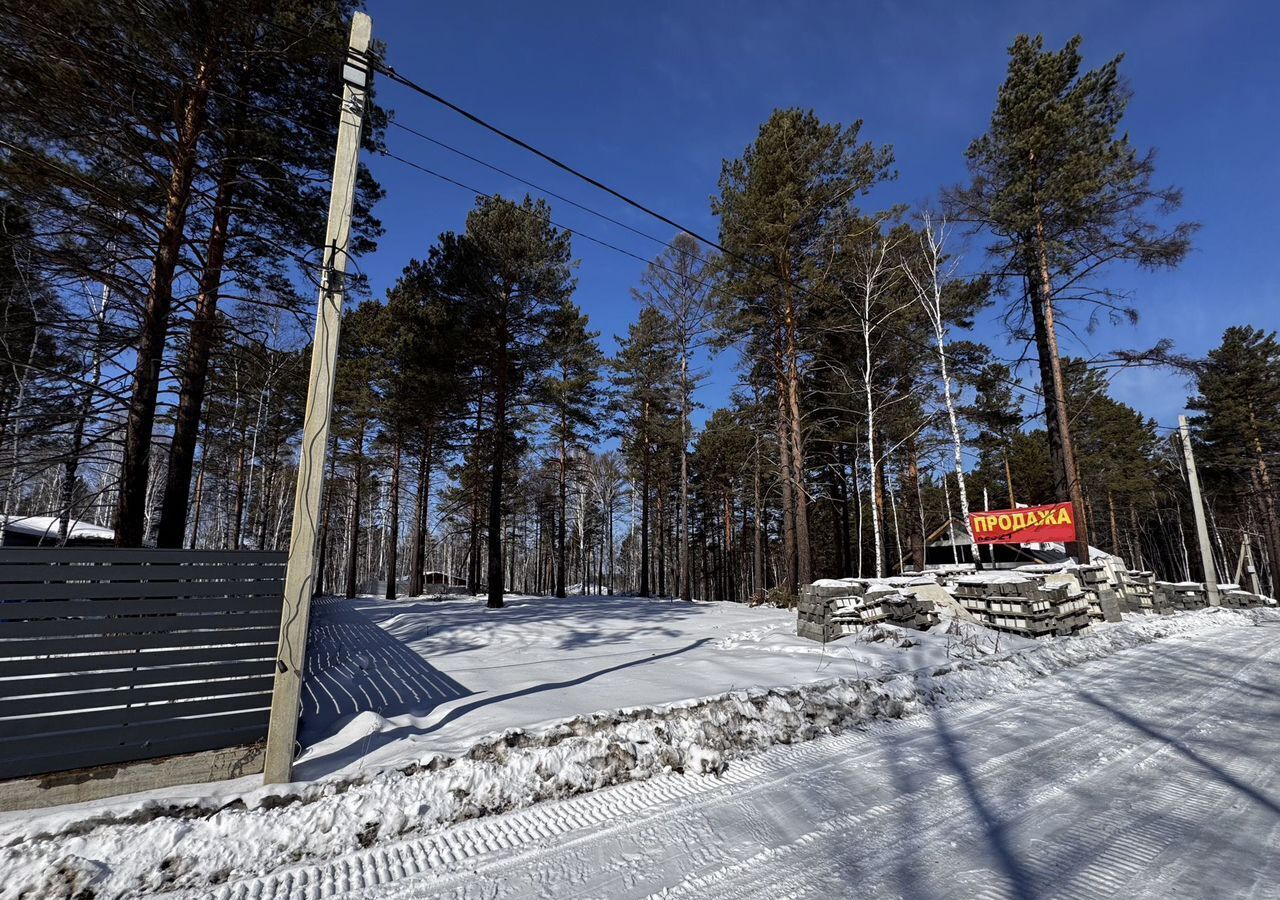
(3, 9, 1275, 601)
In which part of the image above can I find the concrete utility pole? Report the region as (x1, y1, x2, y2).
(1178, 415, 1221, 607)
(1235, 536, 1263, 595)
(264, 12, 371, 785)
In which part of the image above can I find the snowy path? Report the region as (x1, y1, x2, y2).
(216, 621, 1280, 900)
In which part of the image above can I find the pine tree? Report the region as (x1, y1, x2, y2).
(690, 408, 753, 601)
(540, 301, 604, 597)
(633, 233, 717, 600)
(156, 0, 386, 547)
(1189, 327, 1280, 591)
(947, 34, 1195, 562)
(964, 361, 1025, 508)
(333, 300, 386, 597)
(381, 256, 468, 597)
(437, 195, 575, 608)
(714, 108, 894, 590)
(610, 307, 678, 597)
(1060, 358, 1159, 557)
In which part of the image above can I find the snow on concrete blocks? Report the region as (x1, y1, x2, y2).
(1149, 581, 1276, 612)
(796, 578, 940, 643)
(953, 573, 1090, 638)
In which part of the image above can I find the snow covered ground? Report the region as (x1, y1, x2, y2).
(355, 615, 1280, 900)
(1, 594, 1276, 899)
(294, 592, 1027, 778)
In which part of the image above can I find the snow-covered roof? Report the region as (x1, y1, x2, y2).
(1, 515, 114, 542)
(1022, 541, 1119, 563)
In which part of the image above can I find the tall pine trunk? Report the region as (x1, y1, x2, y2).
(345, 423, 365, 600)
(775, 381, 797, 592)
(639, 400, 651, 597)
(752, 431, 765, 599)
(1030, 211, 1091, 561)
(156, 155, 238, 547)
(678, 353, 691, 601)
(902, 436, 925, 571)
(657, 490, 667, 597)
(114, 26, 223, 546)
(556, 428, 568, 598)
(784, 305, 811, 587)
(385, 437, 401, 599)
(487, 320, 509, 609)
(408, 434, 430, 596)
(316, 434, 338, 595)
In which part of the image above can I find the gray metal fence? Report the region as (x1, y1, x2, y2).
(0, 548, 285, 780)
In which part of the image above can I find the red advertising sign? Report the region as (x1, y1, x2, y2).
(968, 502, 1077, 545)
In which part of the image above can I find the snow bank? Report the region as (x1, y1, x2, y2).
(2, 606, 1274, 900)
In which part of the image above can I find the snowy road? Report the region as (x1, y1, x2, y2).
(218, 620, 1280, 900)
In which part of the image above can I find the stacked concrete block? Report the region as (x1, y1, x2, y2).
(1018, 563, 1123, 624)
(1219, 588, 1277, 609)
(1076, 564, 1123, 623)
(1154, 581, 1208, 612)
(828, 589, 891, 631)
(953, 575, 1090, 638)
(795, 581, 855, 642)
(952, 579, 995, 618)
(883, 593, 940, 630)
(796, 580, 938, 643)
(1141, 580, 1276, 612)
(1119, 571, 1156, 614)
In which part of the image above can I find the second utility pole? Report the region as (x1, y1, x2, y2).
(264, 11, 372, 785)
(1178, 415, 1221, 606)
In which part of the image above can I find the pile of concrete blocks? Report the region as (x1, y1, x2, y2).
(882, 592, 941, 630)
(1118, 571, 1156, 613)
(796, 581, 881, 642)
(796, 579, 939, 643)
(929, 565, 978, 591)
(1217, 587, 1277, 609)
(1141, 579, 1276, 613)
(1154, 581, 1208, 612)
(1076, 565, 1123, 623)
(952, 573, 1091, 638)
(1015, 563, 1123, 624)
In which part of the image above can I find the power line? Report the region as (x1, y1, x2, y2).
(4, 21, 1058, 412)
(374, 64, 1054, 406)
(385, 119, 688, 258)
(376, 64, 729, 259)
(377, 149, 711, 276)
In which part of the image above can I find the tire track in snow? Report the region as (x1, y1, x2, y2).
(649, 628, 1280, 900)
(200, 692, 1055, 900)
(192, 622, 1276, 900)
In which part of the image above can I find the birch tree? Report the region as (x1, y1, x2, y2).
(905, 214, 975, 560)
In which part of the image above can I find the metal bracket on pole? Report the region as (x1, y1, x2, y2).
(263, 12, 371, 785)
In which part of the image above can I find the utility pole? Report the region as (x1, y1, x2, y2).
(264, 12, 371, 785)
(1235, 535, 1263, 595)
(1177, 415, 1220, 606)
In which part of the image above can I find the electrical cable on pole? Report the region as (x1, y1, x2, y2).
(263, 11, 372, 786)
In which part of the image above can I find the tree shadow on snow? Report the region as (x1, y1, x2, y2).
(357, 594, 712, 657)
(929, 707, 1040, 900)
(296, 631, 711, 780)
(1077, 689, 1280, 820)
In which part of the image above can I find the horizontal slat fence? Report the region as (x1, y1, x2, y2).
(0, 549, 285, 780)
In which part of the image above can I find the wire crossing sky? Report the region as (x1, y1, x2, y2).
(361, 0, 1279, 431)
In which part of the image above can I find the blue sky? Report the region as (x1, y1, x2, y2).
(358, 0, 1278, 432)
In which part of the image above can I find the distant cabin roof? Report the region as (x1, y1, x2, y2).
(1, 515, 115, 542)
